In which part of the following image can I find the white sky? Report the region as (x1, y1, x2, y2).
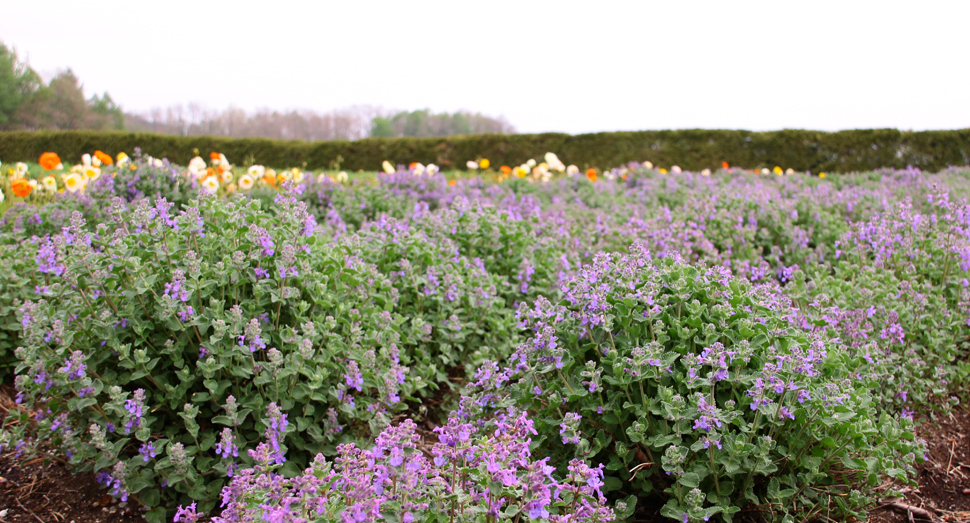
(2, 0, 968, 134)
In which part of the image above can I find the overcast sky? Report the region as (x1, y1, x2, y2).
(2, 0, 968, 134)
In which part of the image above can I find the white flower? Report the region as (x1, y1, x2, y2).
(294, 170, 305, 183)
(219, 154, 229, 168)
(671, 165, 682, 173)
(761, 168, 770, 175)
(42, 176, 57, 192)
(382, 160, 395, 174)
(544, 153, 565, 172)
(28, 179, 38, 190)
(247, 165, 265, 177)
(64, 173, 84, 193)
(81, 154, 92, 167)
(201, 176, 220, 194)
(701, 168, 711, 176)
(153, 158, 164, 168)
(0, 188, 4, 203)
(566, 165, 579, 176)
(188, 156, 207, 176)
(91, 156, 102, 167)
(526, 159, 537, 168)
(82, 165, 101, 181)
(220, 170, 234, 183)
(278, 169, 292, 181)
(426, 164, 439, 176)
(336, 171, 349, 183)
(412, 163, 425, 175)
(15, 162, 28, 175)
(786, 168, 795, 175)
(466, 160, 479, 170)
(55, 163, 63, 170)
(238, 174, 255, 190)
(643, 161, 653, 169)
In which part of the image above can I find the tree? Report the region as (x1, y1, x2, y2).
(370, 116, 394, 137)
(0, 41, 42, 129)
(368, 109, 514, 138)
(87, 92, 125, 130)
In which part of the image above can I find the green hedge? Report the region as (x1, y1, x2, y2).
(1, 128, 968, 172)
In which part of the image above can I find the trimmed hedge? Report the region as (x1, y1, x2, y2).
(1, 128, 968, 172)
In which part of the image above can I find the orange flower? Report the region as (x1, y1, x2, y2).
(39, 152, 61, 170)
(500, 165, 511, 175)
(721, 161, 729, 169)
(586, 168, 597, 183)
(409, 162, 419, 169)
(11, 178, 32, 197)
(210, 152, 221, 160)
(262, 174, 277, 186)
(94, 150, 113, 165)
(448, 179, 457, 186)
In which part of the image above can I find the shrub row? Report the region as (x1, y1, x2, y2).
(1, 128, 968, 173)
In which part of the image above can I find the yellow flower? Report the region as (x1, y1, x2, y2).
(382, 161, 395, 174)
(42, 175, 57, 192)
(659, 168, 668, 174)
(773, 166, 783, 175)
(238, 174, 255, 190)
(293, 169, 305, 183)
(479, 158, 490, 169)
(514, 166, 528, 178)
(64, 173, 84, 193)
(819, 172, 827, 178)
(201, 176, 220, 194)
(116, 152, 129, 166)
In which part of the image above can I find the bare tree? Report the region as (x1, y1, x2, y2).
(125, 104, 514, 141)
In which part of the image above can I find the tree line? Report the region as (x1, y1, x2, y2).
(0, 40, 514, 140)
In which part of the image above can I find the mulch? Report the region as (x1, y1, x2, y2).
(869, 406, 970, 523)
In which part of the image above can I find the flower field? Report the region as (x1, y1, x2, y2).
(0, 149, 968, 523)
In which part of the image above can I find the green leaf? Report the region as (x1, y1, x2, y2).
(680, 472, 700, 489)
